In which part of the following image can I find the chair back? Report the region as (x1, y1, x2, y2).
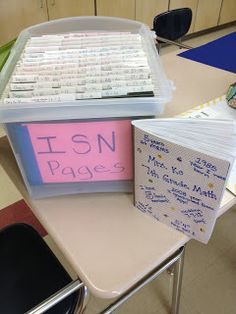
(0, 223, 82, 314)
(153, 8, 192, 42)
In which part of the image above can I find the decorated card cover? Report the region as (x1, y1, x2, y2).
(7, 119, 133, 185)
(133, 119, 236, 243)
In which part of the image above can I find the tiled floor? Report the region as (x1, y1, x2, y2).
(0, 25, 236, 313)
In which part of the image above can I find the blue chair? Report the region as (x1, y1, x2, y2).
(153, 8, 192, 49)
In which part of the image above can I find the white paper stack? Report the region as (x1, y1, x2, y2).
(132, 118, 236, 243)
(2, 31, 155, 104)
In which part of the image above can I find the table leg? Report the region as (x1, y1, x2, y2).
(100, 246, 185, 314)
(79, 285, 90, 313)
(171, 246, 185, 314)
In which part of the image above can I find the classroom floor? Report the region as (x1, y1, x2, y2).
(0, 25, 236, 314)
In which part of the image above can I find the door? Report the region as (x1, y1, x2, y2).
(218, 0, 236, 25)
(47, 0, 95, 20)
(96, 0, 135, 20)
(136, 0, 169, 28)
(0, 0, 48, 45)
(194, 0, 222, 32)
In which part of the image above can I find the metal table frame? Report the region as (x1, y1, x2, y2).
(27, 246, 185, 314)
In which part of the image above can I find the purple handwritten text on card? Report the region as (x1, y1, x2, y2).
(26, 120, 133, 183)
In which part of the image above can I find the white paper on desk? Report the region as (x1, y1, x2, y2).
(133, 118, 235, 243)
(178, 96, 236, 195)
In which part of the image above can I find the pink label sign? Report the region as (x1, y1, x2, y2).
(25, 120, 133, 183)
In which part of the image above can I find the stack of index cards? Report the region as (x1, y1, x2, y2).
(3, 31, 155, 104)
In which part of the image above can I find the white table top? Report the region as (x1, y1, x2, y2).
(1, 49, 236, 299)
(161, 49, 236, 117)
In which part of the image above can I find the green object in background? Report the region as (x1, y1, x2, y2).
(226, 82, 236, 109)
(0, 39, 16, 71)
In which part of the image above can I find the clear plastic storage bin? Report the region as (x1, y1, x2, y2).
(0, 16, 172, 199)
